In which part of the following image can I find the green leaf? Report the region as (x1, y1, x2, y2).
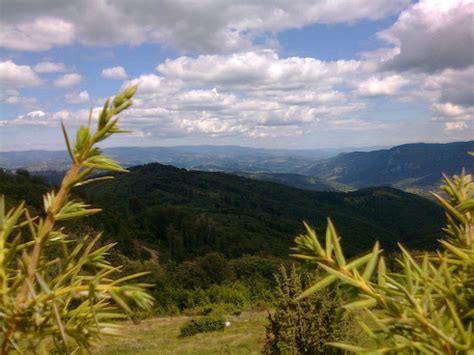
(432, 192, 467, 224)
(296, 274, 338, 300)
(61, 120, 75, 163)
(326, 342, 367, 352)
(318, 263, 360, 288)
(362, 242, 380, 281)
(327, 218, 345, 266)
(344, 298, 377, 310)
(74, 125, 90, 156)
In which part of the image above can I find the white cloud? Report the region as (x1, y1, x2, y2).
(0, 60, 42, 88)
(101, 66, 127, 79)
(445, 121, 468, 131)
(0, 89, 38, 107)
(64, 91, 89, 104)
(34, 61, 66, 73)
(117, 50, 379, 140)
(357, 75, 409, 96)
(157, 51, 365, 90)
(2, 1, 470, 146)
(379, 0, 474, 72)
(433, 103, 470, 118)
(0, 0, 408, 53)
(0, 17, 75, 51)
(54, 73, 83, 88)
(423, 67, 474, 107)
(5, 110, 52, 127)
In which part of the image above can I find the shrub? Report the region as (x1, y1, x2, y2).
(206, 281, 250, 307)
(291, 169, 474, 353)
(0, 87, 153, 354)
(179, 316, 225, 337)
(263, 265, 352, 354)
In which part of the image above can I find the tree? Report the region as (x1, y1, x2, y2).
(291, 169, 473, 353)
(0, 86, 153, 354)
(264, 265, 351, 354)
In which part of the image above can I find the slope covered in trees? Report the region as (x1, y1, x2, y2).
(0, 169, 49, 211)
(81, 163, 444, 259)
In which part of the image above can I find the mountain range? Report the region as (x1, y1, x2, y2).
(304, 141, 473, 196)
(0, 145, 354, 172)
(1, 141, 472, 197)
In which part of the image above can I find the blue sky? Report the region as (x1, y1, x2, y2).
(0, 0, 473, 151)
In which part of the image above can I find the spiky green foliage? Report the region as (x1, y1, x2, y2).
(291, 169, 474, 353)
(264, 265, 351, 354)
(0, 86, 153, 354)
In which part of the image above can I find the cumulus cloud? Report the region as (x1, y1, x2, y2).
(101, 66, 128, 79)
(357, 75, 409, 96)
(2, 107, 97, 128)
(433, 102, 472, 118)
(64, 91, 89, 104)
(0, 89, 38, 107)
(54, 73, 83, 88)
(157, 51, 365, 90)
(0, 0, 408, 53)
(0, 60, 42, 88)
(432, 101, 474, 134)
(6, 110, 52, 126)
(423, 67, 474, 107)
(379, 0, 474, 73)
(2, 0, 471, 146)
(34, 61, 66, 73)
(445, 121, 468, 131)
(114, 50, 382, 140)
(0, 17, 75, 51)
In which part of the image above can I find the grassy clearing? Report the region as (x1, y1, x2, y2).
(96, 311, 268, 355)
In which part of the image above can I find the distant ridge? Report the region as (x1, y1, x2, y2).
(1, 141, 471, 196)
(0, 144, 382, 173)
(304, 141, 474, 195)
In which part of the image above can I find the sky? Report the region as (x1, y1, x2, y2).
(0, 0, 473, 151)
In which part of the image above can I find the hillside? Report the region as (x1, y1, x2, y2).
(234, 172, 353, 192)
(0, 169, 49, 212)
(305, 141, 474, 194)
(82, 163, 444, 259)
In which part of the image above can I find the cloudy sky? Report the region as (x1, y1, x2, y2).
(0, 0, 473, 151)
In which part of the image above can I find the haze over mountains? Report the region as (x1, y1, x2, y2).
(0, 145, 376, 173)
(0, 141, 472, 196)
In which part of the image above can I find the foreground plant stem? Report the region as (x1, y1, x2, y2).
(1, 162, 82, 354)
(1, 86, 152, 354)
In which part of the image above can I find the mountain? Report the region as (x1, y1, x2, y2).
(0, 145, 346, 173)
(234, 172, 354, 192)
(2, 141, 470, 197)
(81, 163, 444, 260)
(305, 141, 474, 195)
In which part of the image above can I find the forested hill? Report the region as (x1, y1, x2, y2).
(0, 169, 49, 212)
(81, 163, 444, 260)
(305, 141, 474, 193)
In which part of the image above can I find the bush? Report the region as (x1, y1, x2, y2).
(179, 316, 225, 337)
(291, 169, 474, 353)
(206, 281, 250, 307)
(264, 265, 352, 354)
